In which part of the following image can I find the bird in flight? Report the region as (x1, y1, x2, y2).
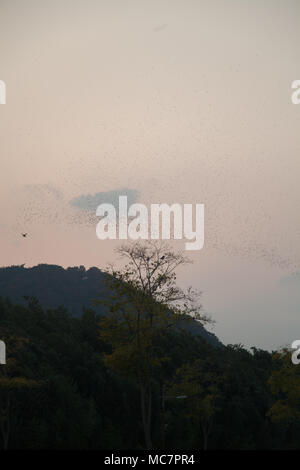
(21, 233, 28, 238)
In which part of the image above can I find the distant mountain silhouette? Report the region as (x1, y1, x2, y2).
(0, 264, 221, 347)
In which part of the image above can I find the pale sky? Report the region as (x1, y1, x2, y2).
(0, 0, 300, 350)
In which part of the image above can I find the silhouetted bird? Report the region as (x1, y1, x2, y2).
(21, 233, 28, 238)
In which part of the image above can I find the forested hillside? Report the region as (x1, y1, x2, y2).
(0, 244, 299, 450)
(0, 264, 220, 347)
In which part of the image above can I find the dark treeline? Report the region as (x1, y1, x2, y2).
(0, 295, 298, 450)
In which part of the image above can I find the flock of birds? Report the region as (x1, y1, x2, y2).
(16, 186, 298, 271)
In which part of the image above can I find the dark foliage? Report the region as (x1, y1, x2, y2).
(0, 266, 298, 449)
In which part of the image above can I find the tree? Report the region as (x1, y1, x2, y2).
(96, 241, 210, 449)
(167, 359, 221, 449)
(0, 333, 39, 449)
(267, 348, 300, 427)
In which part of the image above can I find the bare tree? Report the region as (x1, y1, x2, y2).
(96, 241, 211, 449)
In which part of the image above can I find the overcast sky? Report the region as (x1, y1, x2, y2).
(0, 0, 300, 350)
